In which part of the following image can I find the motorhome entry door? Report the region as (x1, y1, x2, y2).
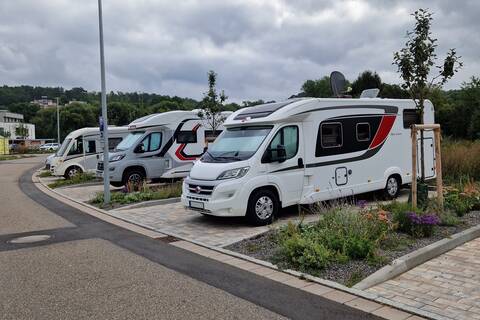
(335, 167, 348, 186)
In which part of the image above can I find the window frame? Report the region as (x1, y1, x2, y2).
(264, 125, 299, 162)
(356, 122, 371, 142)
(403, 109, 420, 129)
(108, 137, 123, 151)
(320, 122, 343, 149)
(137, 132, 162, 153)
(85, 140, 96, 154)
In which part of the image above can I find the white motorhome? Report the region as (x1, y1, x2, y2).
(50, 127, 129, 178)
(181, 97, 436, 225)
(97, 110, 232, 187)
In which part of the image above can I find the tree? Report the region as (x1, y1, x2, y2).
(15, 123, 29, 139)
(301, 76, 332, 97)
(393, 8, 462, 181)
(351, 71, 382, 97)
(198, 70, 227, 134)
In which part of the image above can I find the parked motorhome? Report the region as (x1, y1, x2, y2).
(181, 97, 435, 225)
(50, 127, 129, 178)
(96, 110, 232, 187)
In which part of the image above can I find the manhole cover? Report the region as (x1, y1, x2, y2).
(9, 235, 52, 244)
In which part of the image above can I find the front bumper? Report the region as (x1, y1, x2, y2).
(181, 177, 247, 217)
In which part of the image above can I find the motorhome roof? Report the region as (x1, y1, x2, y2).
(225, 97, 429, 126)
(128, 110, 200, 130)
(65, 126, 127, 139)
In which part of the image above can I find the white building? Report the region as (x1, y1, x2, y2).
(0, 110, 35, 139)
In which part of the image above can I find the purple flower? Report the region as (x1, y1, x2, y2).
(357, 200, 368, 209)
(420, 214, 440, 225)
(407, 212, 422, 224)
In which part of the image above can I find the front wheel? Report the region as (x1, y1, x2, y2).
(64, 166, 82, 179)
(123, 169, 145, 186)
(247, 189, 279, 226)
(384, 175, 401, 199)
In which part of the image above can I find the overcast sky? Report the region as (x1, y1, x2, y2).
(0, 0, 478, 102)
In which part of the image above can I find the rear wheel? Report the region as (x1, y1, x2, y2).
(384, 175, 401, 199)
(247, 189, 279, 226)
(64, 166, 82, 179)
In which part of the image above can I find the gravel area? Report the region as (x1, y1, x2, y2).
(226, 211, 480, 287)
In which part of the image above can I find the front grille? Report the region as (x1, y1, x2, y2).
(188, 184, 214, 195)
(97, 161, 104, 171)
(186, 195, 209, 202)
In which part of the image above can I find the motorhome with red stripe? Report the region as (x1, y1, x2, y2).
(182, 97, 436, 225)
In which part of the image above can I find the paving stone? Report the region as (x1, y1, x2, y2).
(302, 283, 334, 296)
(344, 297, 383, 313)
(282, 277, 311, 289)
(321, 290, 357, 304)
(372, 306, 411, 320)
(249, 266, 276, 276)
(265, 271, 296, 283)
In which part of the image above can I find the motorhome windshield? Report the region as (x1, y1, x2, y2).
(115, 131, 145, 151)
(202, 126, 272, 162)
(56, 138, 72, 157)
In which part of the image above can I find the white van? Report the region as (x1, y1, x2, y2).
(50, 127, 128, 178)
(181, 97, 436, 225)
(97, 110, 232, 187)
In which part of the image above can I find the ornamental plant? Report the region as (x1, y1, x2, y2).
(406, 212, 439, 237)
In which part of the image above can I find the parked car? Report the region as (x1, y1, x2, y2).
(40, 143, 60, 151)
(182, 95, 436, 225)
(9, 143, 19, 151)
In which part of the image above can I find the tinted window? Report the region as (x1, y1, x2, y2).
(108, 138, 122, 151)
(177, 131, 197, 143)
(139, 132, 162, 152)
(85, 140, 96, 154)
(356, 123, 371, 142)
(321, 123, 343, 148)
(67, 137, 83, 155)
(403, 109, 420, 129)
(267, 126, 299, 161)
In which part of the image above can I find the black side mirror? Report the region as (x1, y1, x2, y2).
(276, 144, 287, 163)
(134, 144, 145, 153)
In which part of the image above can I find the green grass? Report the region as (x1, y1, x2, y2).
(48, 173, 97, 188)
(38, 170, 53, 177)
(0, 154, 35, 161)
(91, 182, 182, 208)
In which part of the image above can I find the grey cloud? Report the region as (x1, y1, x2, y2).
(0, 0, 479, 102)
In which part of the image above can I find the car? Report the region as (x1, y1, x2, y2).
(40, 143, 60, 151)
(45, 153, 55, 170)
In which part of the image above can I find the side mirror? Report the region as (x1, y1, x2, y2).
(134, 144, 145, 153)
(276, 144, 287, 163)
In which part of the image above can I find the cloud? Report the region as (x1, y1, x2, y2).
(0, 0, 478, 103)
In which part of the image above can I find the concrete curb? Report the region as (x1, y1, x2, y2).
(34, 169, 439, 319)
(354, 223, 480, 290)
(114, 197, 181, 211)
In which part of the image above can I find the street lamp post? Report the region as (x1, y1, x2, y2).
(56, 97, 60, 144)
(98, 0, 110, 204)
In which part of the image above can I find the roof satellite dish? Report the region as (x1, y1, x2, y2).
(330, 71, 349, 98)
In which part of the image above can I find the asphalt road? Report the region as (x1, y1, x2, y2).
(0, 157, 381, 320)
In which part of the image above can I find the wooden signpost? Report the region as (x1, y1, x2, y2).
(411, 124, 443, 209)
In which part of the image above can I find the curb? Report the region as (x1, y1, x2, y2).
(354, 223, 480, 290)
(34, 170, 437, 319)
(114, 197, 181, 211)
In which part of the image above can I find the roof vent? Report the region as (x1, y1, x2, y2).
(360, 88, 380, 98)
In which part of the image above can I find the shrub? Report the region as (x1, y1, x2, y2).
(381, 201, 422, 233)
(438, 210, 460, 226)
(407, 212, 440, 237)
(48, 173, 96, 188)
(280, 234, 331, 271)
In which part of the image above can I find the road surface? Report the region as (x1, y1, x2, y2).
(0, 157, 380, 320)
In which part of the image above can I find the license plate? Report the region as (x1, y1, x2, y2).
(189, 201, 204, 209)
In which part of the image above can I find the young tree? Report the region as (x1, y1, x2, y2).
(301, 76, 333, 98)
(198, 70, 227, 134)
(393, 8, 462, 181)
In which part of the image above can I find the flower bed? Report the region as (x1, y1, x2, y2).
(227, 192, 480, 287)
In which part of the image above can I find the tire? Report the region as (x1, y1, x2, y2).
(247, 189, 279, 226)
(123, 169, 145, 186)
(64, 166, 82, 179)
(384, 175, 401, 199)
(110, 181, 124, 188)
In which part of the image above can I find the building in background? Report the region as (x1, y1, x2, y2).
(31, 96, 57, 109)
(0, 110, 35, 139)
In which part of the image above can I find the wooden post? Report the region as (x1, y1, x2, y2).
(411, 126, 418, 209)
(434, 128, 443, 209)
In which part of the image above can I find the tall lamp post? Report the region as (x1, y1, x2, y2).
(98, 0, 110, 204)
(56, 97, 60, 144)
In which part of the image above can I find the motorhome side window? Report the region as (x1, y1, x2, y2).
(176, 131, 197, 144)
(139, 132, 162, 152)
(85, 140, 96, 154)
(108, 138, 122, 151)
(268, 126, 298, 160)
(320, 123, 343, 148)
(403, 109, 420, 129)
(68, 137, 83, 155)
(356, 123, 370, 142)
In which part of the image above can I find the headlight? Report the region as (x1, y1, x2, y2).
(217, 167, 250, 180)
(110, 154, 125, 162)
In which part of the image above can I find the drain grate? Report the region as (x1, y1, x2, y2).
(9, 235, 52, 244)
